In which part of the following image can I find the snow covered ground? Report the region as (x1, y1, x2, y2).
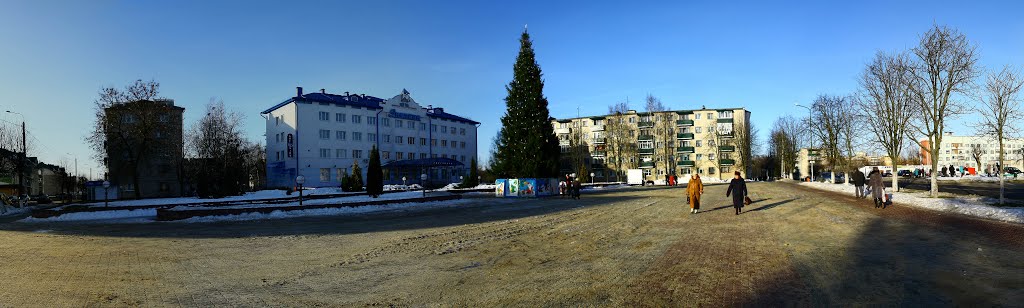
(166, 191, 431, 210)
(65, 188, 370, 209)
(436, 183, 497, 191)
(799, 181, 1024, 224)
(20, 192, 465, 223)
(934, 176, 1016, 183)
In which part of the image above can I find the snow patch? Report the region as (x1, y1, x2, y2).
(799, 182, 1024, 224)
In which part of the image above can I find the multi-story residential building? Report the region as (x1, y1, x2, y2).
(920, 133, 1024, 172)
(104, 99, 185, 198)
(262, 87, 479, 188)
(551, 107, 751, 182)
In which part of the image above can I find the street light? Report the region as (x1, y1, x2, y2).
(67, 152, 78, 201)
(590, 172, 595, 184)
(296, 175, 305, 206)
(102, 180, 110, 207)
(794, 103, 814, 182)
(402, 176, 407, 187)
(420, 174, 428, 197)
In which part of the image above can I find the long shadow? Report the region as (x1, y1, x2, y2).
(748, 198, 795, 212)
(0, 188, 651, 239)
(739, 182, 1024, 306)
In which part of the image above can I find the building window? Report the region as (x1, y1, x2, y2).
(408, 137, 415, 144)
(336, 131, 346, 140)
(397, 136, 404, 144)
(319, 112, 330, 121)
(460, 128, 466, 135)
(383, 151, 390, 160)
(353, 132, 362, 141)
(451, 140, 456, 148)
(708, 153, 715, 160)
(396, 120, 403, 128)
(384, 135, 391, 143)
(461, 141, 466, 149)
(431, 139, 437, 146)
(442, 140, 448, 147)
(368, 117, 376, 125)
(718, 111, 733, 118)
(353, 150, 363, 158)
(421, 138, 427, 145)
(383, 118, 391, 127)
(722, 167, 731, 173)
(441, 125, 447, 134)
(336, 149, 347, 158)
(368, 133, 376, 142)
(336, 168, 346, 181)
(420, 123, 426, 131)
(397, 152, 404, 160)
(431, 124, 437, 132)
(420, 153, 427, 159)
(461, 155, 466, 162)
(320, 168, 330, 182)
(336, 113, 346, 122)
(709, 167, 716, 175)
(352, 115, 362, 123)
(695, 113, 701, 120)
(696, 154, 703, 160)
(319, 130, 330, 139)
(158, 114, 169, 123)
(450, 127, 456, 134)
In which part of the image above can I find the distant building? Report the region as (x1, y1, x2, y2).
(262, 87, 479, 188)
(920, 133, 1024, 172)
(551, 107, 751, 182)
(104, 99, 185, 198)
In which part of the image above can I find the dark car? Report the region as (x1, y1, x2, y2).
(897, 170, 912, 177)
(30, 194, 52, 204)
(882, 171, 893, 177)
(1006, 167, 1022, 176)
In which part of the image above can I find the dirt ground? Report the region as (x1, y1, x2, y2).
(1, 182, 1022, 307)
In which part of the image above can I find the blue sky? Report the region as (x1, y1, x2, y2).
(1, 0, 1022, 178)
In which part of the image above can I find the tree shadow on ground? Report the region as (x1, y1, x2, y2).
(747, 198, 795, 212)
(738, 183, 1024, 306)
(0, 189, 653, 239)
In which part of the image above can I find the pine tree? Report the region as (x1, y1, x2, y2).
(494, 29, 560, 178)
(350, 160, 364, 192)
(462, 158, 480, 188)
(366, 145, 383, 197)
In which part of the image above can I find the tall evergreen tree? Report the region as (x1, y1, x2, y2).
(349, 160, 364, 192)
(461, 158, 480, 187)
(493, 29, 560, 178)
(366, 145, 383, 197)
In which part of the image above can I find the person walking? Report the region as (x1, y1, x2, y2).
(726, 171, 748, 215)
(868, 167, 886, 209)
(851, 168, 867, 199)
(572, 178, 582, 200)
(686, 174, 704, 214)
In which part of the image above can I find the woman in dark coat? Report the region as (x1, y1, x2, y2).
(726, 171, 748, 215)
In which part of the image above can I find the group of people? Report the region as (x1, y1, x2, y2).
(685, 171, 748, 215)
(850, 167, 889, 209)
(941, 165, 969, 177)
(560, 175, 582, 199)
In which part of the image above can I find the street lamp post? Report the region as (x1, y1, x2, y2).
(794, 103, 814, 182)
(402, 176, 407, 187)
(420, 174, 428, 197)
(590, 172, 595, 184)
(296, 175, 305, 206)
(102, 180, 110, 207)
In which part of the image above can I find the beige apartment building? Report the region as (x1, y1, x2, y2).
(551, 107, 751, 182)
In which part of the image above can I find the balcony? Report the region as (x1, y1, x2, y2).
(638, 135, 654, 141)
(638, 121, 655, 128)
(678, 160, 695, 167)
(640, 161, 655, 169)
(592, 163, 606, 169)
(677, 146, 695, 154)
(718, 145, 735, 152)
(555, 127, 571, 135)
(591, 151, 606, 157)
(592, 138, 606, 144)
(677, 133, 694, 140)
(591, 124, 605, 131)
(638, 148, 655, 155)
(676, 119, 694, 126)
(719, 132, 734, 138)
(720, 159, 735, 166)
(717, 118, 734, 123)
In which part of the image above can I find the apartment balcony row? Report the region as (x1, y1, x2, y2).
(720, 159, 735, 166)
(677, 146, 695, 154)
(638, 135, 654, 141)
(637, 121, 655, 128)
(677, 133, 694, 140)
(718, 145, 735, 152)
(639, 161, 655, 168)
(638, 148, 655, 155)
(591, 124, 605, 131)
(591, 151, 606, 157)
(593, 138, 606, 144)
(676, 119, 694, 126)
(555, 127, 571, 135)
(677, 160, 695, 167)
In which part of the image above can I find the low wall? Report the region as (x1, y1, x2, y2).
(155, 194, 461, 221)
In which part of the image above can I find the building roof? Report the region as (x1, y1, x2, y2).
(428, 108, 480, 125)
(553, 107, 748, 121)
(382, 157, 465, 168)
(261, 92, 386, 114)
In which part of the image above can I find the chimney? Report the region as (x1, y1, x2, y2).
(345, 91, 349, 96)
(296, 87, 303, 97)
(428, 104, 433, 112)
(320, 88, 326, 94)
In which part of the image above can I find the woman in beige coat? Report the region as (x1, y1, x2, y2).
(686, 174, 704, 214)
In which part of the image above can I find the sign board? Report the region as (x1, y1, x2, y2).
(508, 179, 520, 197)
(519, 178, 537, 197)
(388, 109, 422, 121)
(287, 133, 294, 158)
(495, 179, 508, 197)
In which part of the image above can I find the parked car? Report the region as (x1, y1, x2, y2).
(1005, 167, 1022, 177)
(897, 170, 913, 177)
(882, 171, 893, 177)
(818, 172, 845, 183)
(30, 194, 52, 204)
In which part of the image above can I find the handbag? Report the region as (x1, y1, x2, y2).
(744, 196, 752, 206)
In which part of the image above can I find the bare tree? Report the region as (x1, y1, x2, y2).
(907, 25, 979, 196)
(86, 79, 177, 199)
(566, 119, 591, 182)
(645, 94, 674, 180)
(186, 99, 248, 197)
(605, 101, 634, 181)
(808, 95, 850, 183)
(859, 51, 916, 191)
(976, 66, 1024, 204)
(769, 115, 803, 179)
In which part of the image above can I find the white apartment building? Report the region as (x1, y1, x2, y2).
(920, 133, 1024, 172)
(552, 107, 751, 182)
(262, 87, 479, 188)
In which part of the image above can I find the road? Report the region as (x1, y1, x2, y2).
(0, 182, 1021, 306)
(896, 177, 1024, 199)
